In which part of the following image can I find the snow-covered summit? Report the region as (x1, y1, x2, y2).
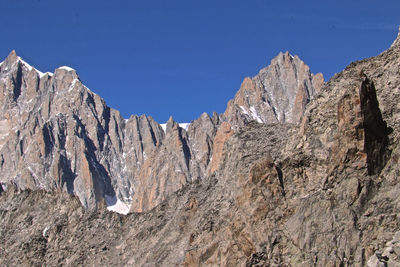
(58, 66, 75, 72)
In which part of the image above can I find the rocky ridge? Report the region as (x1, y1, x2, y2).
(0, 49, 321, 213)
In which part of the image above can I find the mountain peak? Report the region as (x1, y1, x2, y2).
(391, 25, 400, 48)
(275, 51, 295, 63)
(7, 50, 17, 61)
(166, 116, 178, 133)
(224, 52, 323, 125)
(54, 65, 79, 80)
(3, 50, 19, 67)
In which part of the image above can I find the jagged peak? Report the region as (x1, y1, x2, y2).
(7, 50, 18, 62)
(390, 25, 400, 48)
(258, 51, 302, 75)
(275, 51, 296, 63)
(166, 116, 178, 133)
(1, 50, 54, 78)
(2, 50, 19, 68)
(1, 51, 77, 79)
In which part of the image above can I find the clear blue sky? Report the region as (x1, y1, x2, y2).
(0, 0, 398, 123)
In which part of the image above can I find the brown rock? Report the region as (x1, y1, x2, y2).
(208, 121, 233, 174)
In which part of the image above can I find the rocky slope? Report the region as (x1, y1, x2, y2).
(0, 49, 320, 213)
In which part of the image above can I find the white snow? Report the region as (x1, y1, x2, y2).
(59, 66, 75, 71)
(104, 194, 131, 215)
(239, 106, 249, 115)
(18, 57, 33, 71)
(0, 61, 3, 67)
(40, 71, 53, 78)
(249, 106, 263, 123)
(159, 122, 190, 133)
(240, 105, 264, 123)
(15, 57, 54, 78)
(179, 123, 190, 131)
(68, 78, 79, 92)
(160, 123, 167, 133)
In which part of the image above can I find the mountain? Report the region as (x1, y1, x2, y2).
(2, 31, 400, 266)
(0, 49, 321, 213)
(224, 51, 324, 126)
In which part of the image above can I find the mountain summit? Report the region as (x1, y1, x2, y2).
(224, 51, 323, 125)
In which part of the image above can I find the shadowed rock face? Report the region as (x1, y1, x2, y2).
(359, 77, 390, 175)
(0, 32, 400, 266)
(0, 49, 319, 212)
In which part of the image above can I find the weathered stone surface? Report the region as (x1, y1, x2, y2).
(208, 121, 233, 174)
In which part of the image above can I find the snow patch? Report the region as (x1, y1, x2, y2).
(41, 71, 53, 78)
(179, 123, 190, 131)
(68, 79, 79, 92)
(249, 106, 263, 123)
(18, 57, 33, 71)
(160, 123, 167, 133)
(239, 106, 249, 115)
(104, 194, 131, 215)
(59, 66, 75, 71)
(159, 122, 190, 133)
(17, 57, 53, 78)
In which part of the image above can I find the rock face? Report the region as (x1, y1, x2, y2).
(0, 49, 318, 212)
(224, 51, 324, 126)
(0, 51, 165, 211)
(2, 32, 400, 266)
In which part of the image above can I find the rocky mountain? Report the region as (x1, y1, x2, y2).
(1, 30, 400, 267)
(223, 51, 324, 126)
(0, 49, 321, 213)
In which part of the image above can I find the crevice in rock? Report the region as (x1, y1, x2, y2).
(275, 166, 285, 197)
(359, 77, 390, 175)
(12, 64, 23, 102)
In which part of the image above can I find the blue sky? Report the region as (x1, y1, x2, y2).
(0, 0, 398, 123)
